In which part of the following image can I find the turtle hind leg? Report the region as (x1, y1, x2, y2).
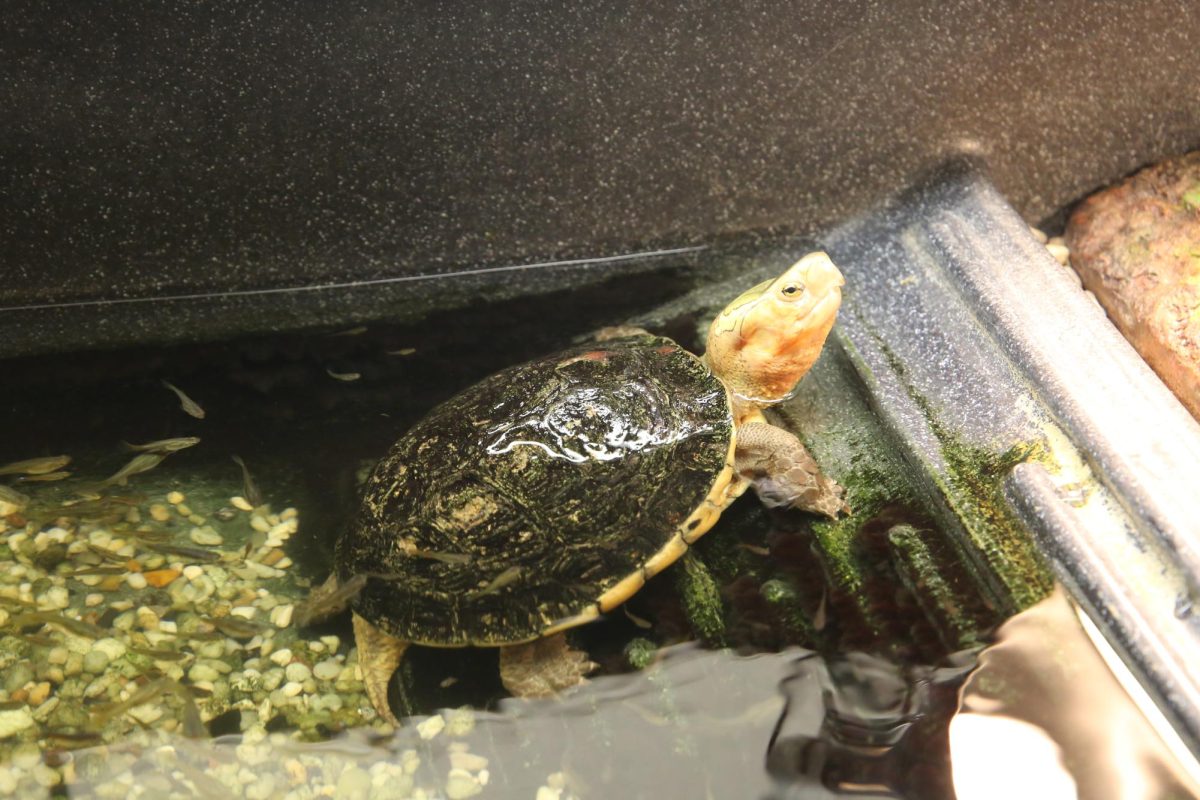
(352, 612, 409, 727)
(499, 633, 598, 698)
(735, 421, 850, 519)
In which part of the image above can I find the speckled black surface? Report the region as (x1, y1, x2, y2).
(2, 1, 1199, 354)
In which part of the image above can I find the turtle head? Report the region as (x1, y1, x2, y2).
(705, 252, 844, 405)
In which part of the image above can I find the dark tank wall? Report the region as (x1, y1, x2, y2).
(2, 0, 1199, 354)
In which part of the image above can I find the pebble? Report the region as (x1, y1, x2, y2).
(313, 659, 342, 681)
(27, 682, 50, 706)
(126, 572, 148, 590)
(176, 503, 193, 517)
(445, 770, 482, 799)
(336, 767, 372, 798)
(231, 496, 255, 512)
(281, 681, 303, 698)
(136, 606, 160, 630)
(149, 504, 171, 522)
(449, 752, 489, 772)
(285, 662, 312, 683)
(416, 714, 446, 740)
(82, 650, 111, 674)
(182, 564, 204, 581)
(166, 491, 185, 505)
(85, 592, 104, 607)
(262, 669, 285, 691)
(94, 638, 127, 661)
(188, 663, 221, 683)
(270, 604, 294, 628)
(230, 605, 258, 620)
(40, 586, 70, 610)
(269, 648, 293, 667)
(249, 515, 272, 533)
(48, 647, 68, 666)
(189, 526, 223, 546)
(0, 707, 34, 738)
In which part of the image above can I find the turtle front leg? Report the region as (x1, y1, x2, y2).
(735, 422, 849, 519)
(499, 633, 598, 698)
(352, 612, 410, 727)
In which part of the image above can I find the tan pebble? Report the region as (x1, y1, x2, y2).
(1046, 240, 1070, 265)
(135, 606, 160, 630)
(280, 508, 298, 521)
(126, 572, 148, 590)
(143, 569, 181, 588)
(270, 605, 294, 628)
(275, 557, 293, 569)
(84, 593, 104, 607)
(166, 491, 185, 505)
(124, 508, 141, 524)
(281, 681, 303, 697)
(28, 682, 51, 706)
(231, 496, 254, 512)
(546, 772, 566, 790)
(98, 575, 126, 592)
(249, 515, 271, 533)
(416, 714, 445, 740)
(182, 565, 204, 581)
(109, 600, 134, 612)
(477, 769, 489, 786)
(175, 503, 192, 516)
(283, 758, 307, 786)
(269, 648, 293, 666)
(260, 549, 285, 567)
(149, 504, 171, 522)
(319, 635, 340, 652)
(1029, 226, 1048, 244)
(535, 788, 560, 800)
(230, 606, 257, 620)
(449, 752, 489, 772)
(187, 514, 205, 525)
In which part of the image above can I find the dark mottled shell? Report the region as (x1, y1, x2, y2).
(335, 335, 733, 645)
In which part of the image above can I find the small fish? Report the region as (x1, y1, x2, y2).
(92, 677, 205, 738)
(737, 543, 772, 556)
(205, 615, 268, 640)
(385, 347, 417, 357)
(623, 606, 653, 630)
(329, 326, 368, 337)
(99, 452, 166, 487)
(230, 455, 264, 507)
(14, 471, 71, 483)
(129, 646, 187, 662)
(122, 436, 201, 454)
(142, 542, 223, 563)
(812, 587, 828, 633)
(325, 368, 361, 382)
(0, 485, 30, 511)
(0, 455, 71, 475)
(44, 730, 104, 747)
(70, 566, 128, 577)
(476, 566, 523, 596)
(161, 380, 206, 419)
(293, 574, 368, 627)
(11, 611, 107, 639)
(85, 542, 129, 562)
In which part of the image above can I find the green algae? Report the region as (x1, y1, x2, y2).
(887, 524, 986, 650)
(673, 552, 727, 646)
(869, 337, 1054, 614)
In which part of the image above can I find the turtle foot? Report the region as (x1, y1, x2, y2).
(352, 612, 409, 726)
(499, 633, 598, 698)
(736, 421, 851, 519)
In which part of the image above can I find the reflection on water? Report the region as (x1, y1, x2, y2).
(1, 589, 1195, 797)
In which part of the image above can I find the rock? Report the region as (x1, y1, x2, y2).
(82, 650, 111, 674)
(188, 663, 221, 683)
(313, 659, 341, 682)
(335, 767, 372, 799)
(189, 526, 223, 546)
(445, 769, 482, 799)
(269, 604, 294, 628)
(284, 662, 311, 683)
(125, 572, 148, 590)
(94, 638, 127, 662)
(0, 707, 34, 739)
(1066, 150, 1200, 419)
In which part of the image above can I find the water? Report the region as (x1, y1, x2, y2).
(1, 242, 1198, 797)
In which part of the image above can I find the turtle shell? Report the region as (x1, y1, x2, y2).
(335, 335, 736, 646)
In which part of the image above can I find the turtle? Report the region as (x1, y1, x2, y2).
(299, 251, 848, 725)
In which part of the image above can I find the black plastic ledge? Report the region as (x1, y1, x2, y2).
(825, 163, 1200, 757)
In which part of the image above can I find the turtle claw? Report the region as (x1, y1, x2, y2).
(352, 612, 409, 727)
(499, 633, 598, 698)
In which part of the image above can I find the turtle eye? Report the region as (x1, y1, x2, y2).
(780, 283, 805, 299)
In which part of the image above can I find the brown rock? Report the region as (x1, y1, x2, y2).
(1066, 151, 1200, 419)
